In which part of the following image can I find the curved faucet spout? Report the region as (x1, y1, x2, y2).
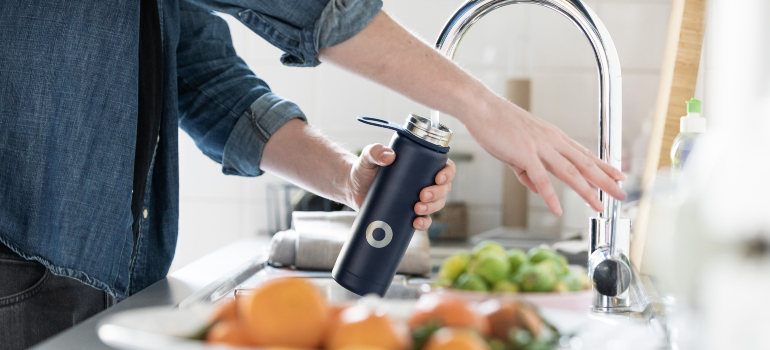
(435, 0, 630, 311)
(436, 0, 622, 219)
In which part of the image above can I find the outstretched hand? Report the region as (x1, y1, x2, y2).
(466, 98, 627, 215)
(345, 143, 456, 231)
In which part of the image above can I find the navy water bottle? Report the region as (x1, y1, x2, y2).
(333, 114, 452, 296)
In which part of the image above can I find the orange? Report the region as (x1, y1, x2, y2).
(422, 328, 490, 350)
(209, 299, 238, 323)
(205, 320, 260, 348)
(239, 277, 330, 349)
(326, 304, 410, 350)
(322, 303, 349, 342)
(408, 294, 489, 335)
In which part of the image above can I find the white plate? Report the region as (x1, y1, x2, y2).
(98, 301, 661, 350)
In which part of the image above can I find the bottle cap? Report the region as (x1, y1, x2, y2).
(404, 114, 452, 147)
(686, 98, 701, 113)
(680, 98, 706, 133)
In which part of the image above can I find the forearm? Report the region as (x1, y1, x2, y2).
(318, 11, 499, 123)
(317, 10, 627, 215)
(260, 119, 356, 206)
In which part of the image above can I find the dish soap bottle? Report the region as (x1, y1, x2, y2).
(671, 98, 706, 173)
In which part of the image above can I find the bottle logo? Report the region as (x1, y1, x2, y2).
(365, 221, 393, 248)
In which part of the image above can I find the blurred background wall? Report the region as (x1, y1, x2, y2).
(171, 0, 675, 272)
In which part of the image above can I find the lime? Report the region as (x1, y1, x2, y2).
(431, 277, 454, 288)
(472, 252, 510, 284)
(509, 262, 528, 285)
(454, 272, 489, 292)
(561, 270, 582, 291)
(528, 247, 569, 276)
(519, 262, 558, 292)
(491, 280, 519, 293)
(438, 251, 471, 282)
(552, 281, 569, 293)
(472, 241, 506, 259)
(506, 249, 528, 275)
(577, 271, 591, 290)
(527, 247, 556, 264)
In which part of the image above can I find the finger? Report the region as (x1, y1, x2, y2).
(518, 172, 540, 194)
(558, 144, 627, 201)
(435, 159, 457, 184)
(415, 198, 446, 216)
(413, 216, 432, 231)
(565, 137, 626, 181)
(420, 183, 451, 202)
(525, 160, 562, 216)
(359, 143, 395, 169)
(541, 149, 604, 212)
(510, 165, 539, 194)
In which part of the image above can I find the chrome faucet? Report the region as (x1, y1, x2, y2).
(435, 0, 632, 312)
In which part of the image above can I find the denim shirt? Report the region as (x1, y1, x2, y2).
(0, 0, 381, 300)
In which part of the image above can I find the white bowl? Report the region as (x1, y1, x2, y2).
(421, 285, 594, 312)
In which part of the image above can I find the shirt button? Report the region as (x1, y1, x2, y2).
(143, 209, 148, 219)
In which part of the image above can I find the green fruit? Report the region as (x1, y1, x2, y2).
(560, 268, 591, 291)
(531, 247, 569, 272)
(492, 280, 519, 293)
(473, 241, 507, 259)
(438, 251, 471, 281)
(454, 272, 489, 292)
(552, 281, 569, 293)
(519, 263, 558, 292)
(537, 259, 568, 278)
(506, 249, 528, 275)
(509, 262, 528, 285)
(527, 247, 552, 263)
(431, 277, 454, 288)
(473, 252, 510, 284)
(561, 270, 582, 292)
(577, 272, 591, 290)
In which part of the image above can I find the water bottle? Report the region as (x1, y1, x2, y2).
(333, 114, 452, 296)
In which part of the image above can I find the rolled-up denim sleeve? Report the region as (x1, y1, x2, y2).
(188, 0, 384, 67)
(178, 2, 306, 177)
(221, 94, 306, 176)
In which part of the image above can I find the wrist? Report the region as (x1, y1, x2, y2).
(338, 153, 358, 209)
(448, 79, 499, 126)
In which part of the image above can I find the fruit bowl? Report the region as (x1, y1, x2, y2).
(432, 242, 595, 312)
(419, 284, 594, 312)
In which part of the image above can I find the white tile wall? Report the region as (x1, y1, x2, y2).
(600, 2, 671, 71)
(174, 0, 672, 270)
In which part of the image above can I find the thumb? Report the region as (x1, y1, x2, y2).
(359, 144, 395, 169)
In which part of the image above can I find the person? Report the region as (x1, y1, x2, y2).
(0, 0, 625, 348)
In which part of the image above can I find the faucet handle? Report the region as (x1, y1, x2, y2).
(588, 248, 632, 296)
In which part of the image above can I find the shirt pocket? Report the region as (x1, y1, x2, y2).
(237, 9, 305, 63)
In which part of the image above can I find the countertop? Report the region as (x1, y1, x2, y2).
(31, 237, 271, 350)
(30, 231, 624, 349)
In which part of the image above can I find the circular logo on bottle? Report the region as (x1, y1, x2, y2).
(365, 221, 393, 248)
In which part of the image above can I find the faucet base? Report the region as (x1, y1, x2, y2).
(592, 292, 631, 313)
